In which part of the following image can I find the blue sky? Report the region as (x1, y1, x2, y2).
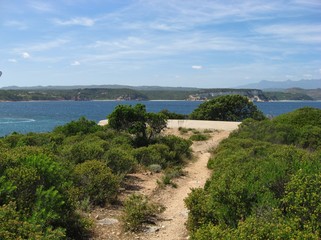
(0, 0, 320, 88)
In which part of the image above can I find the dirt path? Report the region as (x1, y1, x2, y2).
(136, 129, 232, 240)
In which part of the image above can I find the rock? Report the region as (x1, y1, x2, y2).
(145, 226, 160, 233)
(97, 218, 119, 225)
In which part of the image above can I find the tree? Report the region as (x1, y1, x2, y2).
(108, 104, 147, 138)
(108, 104, 167, 145)
(190, 95, 265, 121)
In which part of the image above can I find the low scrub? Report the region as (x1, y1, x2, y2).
(122, 194, 163, 231)
(185, 107, 321, 239)
(189, 133, 210, 141)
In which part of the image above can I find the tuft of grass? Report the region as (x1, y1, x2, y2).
(148, 164, 162, 173)
(157, 167, 186, 188)
(178, 127, 189, 134)
(122, 194, 163, 232)
(203, 129, 213, 133)
(189, 133, 210, 141)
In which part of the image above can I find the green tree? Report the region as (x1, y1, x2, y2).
(190, 95, 265, 121)
(108, 104, 167, 145)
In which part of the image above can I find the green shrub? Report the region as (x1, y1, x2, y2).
(158, 135, 192, 164)
(133, 144, 171, 167)
(74, 160, 120, 206)
(0, 202, 66, 240)
(122, 194, 161, 231)
(159, 167, 186, 188)
(190, 94, 266, 121)
(62, 139, 105, 164)
(104, 147, 137, 174)
(54, 116, 101, 136)
(186, 108, 321, 239)
(148, 164, 162, 173)
(189, 134, 210, 141)
(178, 127, 189, 134)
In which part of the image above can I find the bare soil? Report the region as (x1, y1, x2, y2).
(90, 128, 232, 240)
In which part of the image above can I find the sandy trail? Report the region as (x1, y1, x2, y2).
(137, 130, 232, 240)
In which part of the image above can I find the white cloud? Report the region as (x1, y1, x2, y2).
(54, 17, 95, 27)
(71, 61, 80, 66)
(29, 1, 55, 12)
(8, 59, 17, 63)
(90, 37, 146, 49)
(22, 52, 31, 59)
(192, 65, 203, 70)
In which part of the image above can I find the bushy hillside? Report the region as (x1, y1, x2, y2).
(186, 107, 321, 239)
(0, 105, 192, 239)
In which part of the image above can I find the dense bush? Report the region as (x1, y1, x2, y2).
(158, 135, 192, 164)
(54, 117, 101, 136)
(104, 147, 137, 174)
(186, 107, 321, 239)
(190, 94, 265, 121)
(74, 160, 120, 206)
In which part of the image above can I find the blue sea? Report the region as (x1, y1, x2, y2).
(0, 100, 321, 137)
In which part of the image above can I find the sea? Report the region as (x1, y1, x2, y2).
(0, 100, 321, 137)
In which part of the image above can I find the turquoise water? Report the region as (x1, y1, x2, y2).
(0, 101, 320, 136)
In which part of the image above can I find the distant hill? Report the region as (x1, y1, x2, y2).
(1, 85, 198, 91)
(238, 79, 321, 90)
(0, 87, 267, 101)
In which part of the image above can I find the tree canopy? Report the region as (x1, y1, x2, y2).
(107, 104, 167, 145)
(190, 95, 265, 121)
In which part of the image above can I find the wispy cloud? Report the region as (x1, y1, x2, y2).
(192, 65, 203, 70)
(8, 59, 17, 63)
(71, 61, 80, 66)
(54, 17, 95, 27)
(22, 52, 31, 59)
(28, 1, 55, 12)
(90, 37, 146, 49)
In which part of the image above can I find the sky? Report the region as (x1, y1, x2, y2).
(0, 0, 321, 88)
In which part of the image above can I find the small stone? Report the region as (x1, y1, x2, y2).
(95, 215, 100, 220)
(97, 218, 119, 225)
(145, 226, 160, 233)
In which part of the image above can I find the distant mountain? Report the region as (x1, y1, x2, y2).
(238, 79, 321, 90)
(1, 85, 198, 91)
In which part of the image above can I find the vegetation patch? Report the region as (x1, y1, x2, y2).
(189, 133, 210, 141)
(122, 194, 163, 232)
(0, 104, 193, 239)
(185, 107, 321, 239)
